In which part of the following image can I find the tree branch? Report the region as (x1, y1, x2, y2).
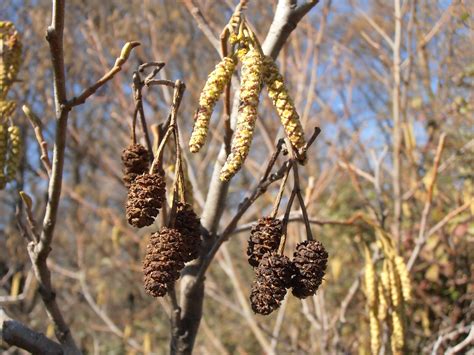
(174, 1, 321, 352)
(1, 310, 63, 355)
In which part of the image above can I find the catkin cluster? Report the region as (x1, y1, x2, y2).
(189, 21, 307, 181)
(364, 233, 412, 355)
(247, 217, 328, 315)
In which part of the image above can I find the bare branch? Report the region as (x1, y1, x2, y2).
(67, 41, 140, 107)
(1, 310, 63, 355)
(407, 133, 446, 271)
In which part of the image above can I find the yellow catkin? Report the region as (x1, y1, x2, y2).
(377, 281, 388, 322)
(0, 21, 22, 98)
(364, 246, 377, 308)
(263, 55, 306, 151)
(394, 255, 412, 303)
(0, 124, 7, 189)
(380, 259, 391, 302)
(369, 308, 381, 355)
(220, 49, 263, 181)
(390, 310, 404, 354)
(6, 125, 21, 182)
(387, 258, 402, 309)
(0, 100, 16, 119)
(189, 57, 236, 153)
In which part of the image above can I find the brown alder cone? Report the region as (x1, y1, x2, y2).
(143, 228, 185, 298)
(121, 143, 150, 188)
(249, 253, 294, 315)
(126, 172, 166, 228)
(291, 240, 328, 299)
(174, 202, 201, 262)
(247, 217, 283, 268)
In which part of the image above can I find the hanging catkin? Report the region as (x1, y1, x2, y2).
(387, 258, 402, 309)
(391, 310, 405, 354)
(6, 125, 21, 181)
(0, 124, 7, 189)
(0, 100, 16, 119)
(364, 246, 377, 308)
(394, 255, 412, 303)
(0, 21, 22, 98)
(369, 308, 381, 355)
(220, 49, 263, 181)
(364, 247, 380, 355)
(377, 282, 388, 322)
(263, 56, 306, 152)
(189, 57, 236, 153)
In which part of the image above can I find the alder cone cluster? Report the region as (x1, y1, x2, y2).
(126, 172, 166, 228)
(121, 143, 150, 188)
(247, 217, 282, 268)
(250, 253, 294, 315)
(143, 228, 185, 297)
(174, 202, 201, 262)
(291, 240, 328, 299)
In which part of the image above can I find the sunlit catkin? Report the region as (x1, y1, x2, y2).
(394, 255, 412, 303)
(0, 100, 16, 119)
(377, 282, 388, 322)
(364, 246, 377, 308)
(6, 125, 21, 181)
(220, 49, 263, 181)
(388, 259, 402, 309)
(380, 259, 391, 302)
(0, 124, 7, 189)
(0, 21, 22, 98)
(391, 311, 405, 354)
(263, 56, 306, 152)
(189, 57, 236, 153)
(369, 308, 381, 355)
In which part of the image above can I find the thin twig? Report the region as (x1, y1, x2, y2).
(67, 41, 140, 107)
(407, 133, 446, 271)
(22, 105, 52, 175)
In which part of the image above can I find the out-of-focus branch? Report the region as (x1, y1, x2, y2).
(67, 41, 140, 107)
(407, 133, 446, 271)
(0, 310, 62, 355)
(182, 0, 221, 54)
(392, 0, 403, 246)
